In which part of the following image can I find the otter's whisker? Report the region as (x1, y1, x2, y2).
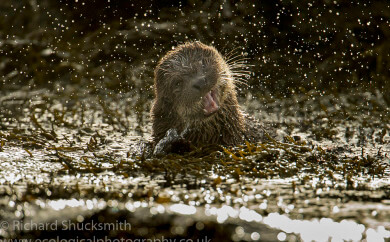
(226, 55, 250, 65)
(224, 46, 243, 60)
(226, 56, 250, 63)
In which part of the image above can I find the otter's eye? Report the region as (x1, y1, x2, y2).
(173, 79, 182, 89)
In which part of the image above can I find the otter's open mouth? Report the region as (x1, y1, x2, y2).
(202, 89, 219, 116)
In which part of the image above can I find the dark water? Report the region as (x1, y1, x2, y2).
(1, 1, 390, 241)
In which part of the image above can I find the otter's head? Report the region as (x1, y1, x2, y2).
(153, 42, 235, 122)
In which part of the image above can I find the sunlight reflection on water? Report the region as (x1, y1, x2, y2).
(163, 202, 390, 241)
(201, 204, 390, 241)
(169, 204, 196, 215)
(9, 197, 390, 241)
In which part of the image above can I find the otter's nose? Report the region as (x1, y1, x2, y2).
(192, 76, 206, 91)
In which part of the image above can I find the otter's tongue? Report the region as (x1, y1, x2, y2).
(202, 90, 219, 116)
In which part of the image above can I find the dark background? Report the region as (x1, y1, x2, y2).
(1, 0, 389, 98)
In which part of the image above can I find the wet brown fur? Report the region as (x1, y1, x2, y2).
(151, 42, 246, 146)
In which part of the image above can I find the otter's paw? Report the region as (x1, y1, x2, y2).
(153, 129, 192, 156)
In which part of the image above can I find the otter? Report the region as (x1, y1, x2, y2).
(151, 41, 260, 151)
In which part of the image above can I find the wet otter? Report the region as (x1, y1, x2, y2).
(151, 41, 256, 150)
